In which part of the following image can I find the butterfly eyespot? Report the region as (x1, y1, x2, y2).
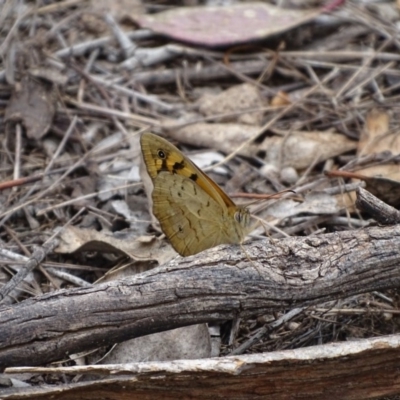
(157, 149, 166, 159)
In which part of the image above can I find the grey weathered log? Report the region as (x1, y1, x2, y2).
(1, 225, 400, 369)
(4, 335, 400, 400)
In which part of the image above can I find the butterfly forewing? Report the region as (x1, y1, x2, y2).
(141, 133, 235, 209)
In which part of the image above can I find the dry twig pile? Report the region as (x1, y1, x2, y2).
(1, 1, 400, 399)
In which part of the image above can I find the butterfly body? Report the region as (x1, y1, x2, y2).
(140, 132, 250, 256)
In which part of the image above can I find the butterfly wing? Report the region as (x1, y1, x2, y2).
(140, 132, 250, 256)
(141, 132, 236, 209)
(152, 172, 243, 256)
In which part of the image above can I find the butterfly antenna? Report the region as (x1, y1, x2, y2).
(250, 215, 291, 244)
(233, 188, 297, 207)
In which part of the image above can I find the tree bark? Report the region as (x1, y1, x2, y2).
(0, 225, 400, 369)
(4, 335, 400, 400)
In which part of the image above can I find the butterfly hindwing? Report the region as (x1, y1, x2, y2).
(152, 172, 237, 256)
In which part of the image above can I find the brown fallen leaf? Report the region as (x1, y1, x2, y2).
(132, 3, 320, 47)
(327, 170, 400, 209)
(5, 75, 57, 140)
(165, 122, 260, 156)
(55, 226, 176, 265)
(197, 83, 265, 126)
(334, 109, 400, 210)
(256, 130, 357, 170)
(4, 41, 66, 140)
(356, 108, 400, 181)
(359, 108, 391, 156)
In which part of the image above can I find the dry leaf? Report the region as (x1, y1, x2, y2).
(256, 131, 357, 170)
(166, 123, 259, 156)
(5, 75, 56, 139)
(359, 108, 391, 156)
(266, 191, 340, 219)
(55, 226, 175, 265)
(91, 0, 144, 20)
(356, 109, 400, 181)
(332, 172, 400, 210)
(99, 324, 212, 364)
(339, 109, 400, 210)
(197, 83, 264, 125)
(133, 3, 319, 47)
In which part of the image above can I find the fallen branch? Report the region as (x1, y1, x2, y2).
(0, 224, 400, 368)
(4, 335, 400, 400)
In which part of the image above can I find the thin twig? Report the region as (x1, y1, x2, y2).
(0, 240, 59, 303)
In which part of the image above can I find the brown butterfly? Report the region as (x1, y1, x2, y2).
(140, 132, 250, 256)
